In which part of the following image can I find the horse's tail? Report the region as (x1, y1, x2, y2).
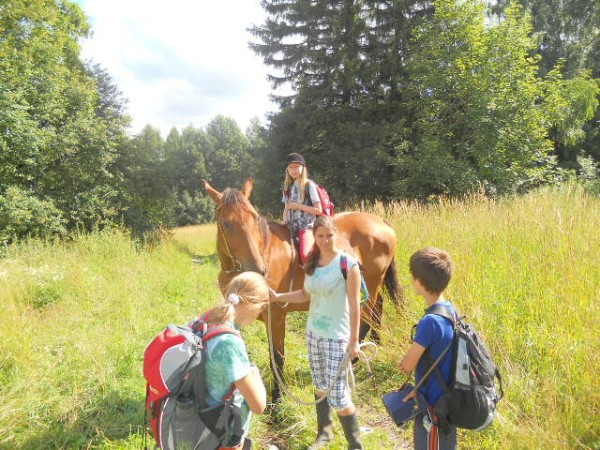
(383, 256, 403, 308)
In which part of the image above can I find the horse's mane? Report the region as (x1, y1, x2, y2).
(220, 188, 250, 209)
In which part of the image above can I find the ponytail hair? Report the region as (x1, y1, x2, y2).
(304, 215, 336, 275)
(205, 272, 270, 324)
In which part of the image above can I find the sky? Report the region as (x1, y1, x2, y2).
(75, 0, 277, 137)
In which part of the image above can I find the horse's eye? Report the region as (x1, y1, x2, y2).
(221, 220, 233, 232)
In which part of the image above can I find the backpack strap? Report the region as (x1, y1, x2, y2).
(202, 324, 240, 342)
(414, 339, 453, 392)
(423, 304, 457, 391)
(340, 254, 349, 280)
(304, 180, 314, 206)
(427, 303, 457, 326)
(284, 181, 313, 206)
(191, 317, 242, 401)
(340, 253, 366, 278)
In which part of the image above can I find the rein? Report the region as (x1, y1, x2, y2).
(217, 219, 243, 273)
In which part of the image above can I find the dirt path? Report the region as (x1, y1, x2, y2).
(258, 401, 412, 450)
(360, 402, 412, 450)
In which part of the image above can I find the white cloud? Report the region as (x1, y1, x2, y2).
(77, 0, 277, 136)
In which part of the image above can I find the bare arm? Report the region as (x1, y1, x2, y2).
(287, 200, 322, 216)
(269, 287, 311, 304)
(398, 341, 426, 402)
(235, 365, 266, 414)
(346, 265, 361, 359)
(282, 204, 289, 223)
(398, 341, 426, 374)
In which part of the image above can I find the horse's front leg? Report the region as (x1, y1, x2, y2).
(263, 305, 287, 405)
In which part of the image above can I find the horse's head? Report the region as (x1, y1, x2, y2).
(204, 178, 270, 277)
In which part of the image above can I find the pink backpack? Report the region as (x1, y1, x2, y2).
(284, 180, 334, 216)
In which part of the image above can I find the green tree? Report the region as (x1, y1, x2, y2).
(0, 0, 131, 235)
(490, 0, 600, 168)
(393, 0, 598, 197)
(0, 0, 90, 190)
(250, 0, 431, 108)
(244, 118, 280, 215)
(164, 125, 209, 195)
(163, 125, 215, 226)
(203, 116, 250, 190)
(119, 125, 172, 232)
(491, 0, 600, 78)
(251, 1, 432, 205)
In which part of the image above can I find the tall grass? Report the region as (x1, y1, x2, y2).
(372, 183, 600, 450)
(0, 226, 223, 449)
(0, 185, 598, 449)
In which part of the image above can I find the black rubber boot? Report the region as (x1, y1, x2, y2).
(339, 413, 363, 450)
(308, 398, 334, 449)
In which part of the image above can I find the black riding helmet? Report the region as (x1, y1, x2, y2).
(285, 152, 306, 166)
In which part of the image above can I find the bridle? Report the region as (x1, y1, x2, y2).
(217, 218, 244, 273)
(216, 205, 270, 277)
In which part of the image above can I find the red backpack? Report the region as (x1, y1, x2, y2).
(284, 180, 335, 216)
(143, 316, 243, 450)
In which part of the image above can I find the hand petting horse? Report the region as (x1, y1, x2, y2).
(204, 178, 403, 403)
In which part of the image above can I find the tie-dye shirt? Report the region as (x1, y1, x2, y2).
(204, 323, 252, 444)
(304, 252, 359, 340)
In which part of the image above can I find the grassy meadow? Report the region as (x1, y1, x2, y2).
(0, 184, 598, 449)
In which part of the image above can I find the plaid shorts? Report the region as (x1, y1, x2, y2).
(306, 330, 352, 410)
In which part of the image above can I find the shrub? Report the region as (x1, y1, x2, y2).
(0, 186, 66, 246)
(578, 155, 600, 195)
(173, 190, 215, 226)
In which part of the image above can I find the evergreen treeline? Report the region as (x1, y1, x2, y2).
(1, 0, 599, 245)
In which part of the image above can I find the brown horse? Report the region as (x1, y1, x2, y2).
(204, 178, 402, 403)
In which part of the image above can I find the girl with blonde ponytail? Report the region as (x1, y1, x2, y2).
(281, 152, 323, 264)
(201, 271, 270, 450)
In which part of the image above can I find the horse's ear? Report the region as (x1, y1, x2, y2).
(241, 177, 254, 198)
(203, 179, 222, 205)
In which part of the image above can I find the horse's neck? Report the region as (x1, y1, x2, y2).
(267, 221, 292, 248)
(266, 222, 297, 266)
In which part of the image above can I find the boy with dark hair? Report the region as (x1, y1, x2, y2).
(398, 247, 458, 450)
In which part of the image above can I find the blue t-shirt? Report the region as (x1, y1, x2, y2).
(413, 302, 456, 406)
(204, 324, 252, 443)
(304, 251, 359, 340)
